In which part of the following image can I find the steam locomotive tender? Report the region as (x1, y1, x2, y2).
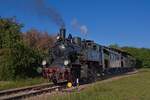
(42, 28, 135, 85)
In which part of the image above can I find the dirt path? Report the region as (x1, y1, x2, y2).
(26, 70, 138, 100)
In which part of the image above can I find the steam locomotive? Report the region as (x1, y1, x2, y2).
(41, 28, 135, 85)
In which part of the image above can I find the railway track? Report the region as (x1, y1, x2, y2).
(0, 70, 137, 100)
(0, 83, 64, 100)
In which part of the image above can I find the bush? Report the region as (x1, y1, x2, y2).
(0, 43, 43, 80)
(0, 49, 14, 80)
(11, 42, 43, 79)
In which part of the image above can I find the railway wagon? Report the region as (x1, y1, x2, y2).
(41, 28, 136, 85)
(102, 47, 135, 74)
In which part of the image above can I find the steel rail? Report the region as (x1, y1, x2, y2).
(0, 86, 62, 100)
(0, 83, 53, 96)
(0, 83, 62, 100)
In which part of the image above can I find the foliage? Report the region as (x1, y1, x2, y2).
(109, 44, 119, 48)
(0, 49, 14, 80)
(11, 42, 43, 78)
(0, 17, 44, 80)
(0, 17, 22, 48)
(23, 29, 54, 54)
(22, 29, 55, 65)
(0, 17, 22, 80)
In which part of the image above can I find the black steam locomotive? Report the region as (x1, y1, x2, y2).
(41, 28, 135, 85)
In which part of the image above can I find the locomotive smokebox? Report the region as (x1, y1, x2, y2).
(60, 28, 66, 40)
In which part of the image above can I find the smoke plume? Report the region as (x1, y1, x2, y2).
(35, 0, 65, 28)
(71, 18, 88, 35)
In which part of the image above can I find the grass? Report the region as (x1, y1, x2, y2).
(50, 68, 150, 100)
(0, 77, 49, 90)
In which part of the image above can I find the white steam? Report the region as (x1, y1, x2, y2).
(71, 18, 88, 35)
(80, 25, 88, 34)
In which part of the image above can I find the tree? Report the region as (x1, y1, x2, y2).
(11, 42, 43, 78)
(109, 44, 119, 48)
(0, 17, 22, 48)
(22, 29, 55, 65)
(0, 17, 43, 80)
(0, 17, 22, 80)
(23, 29, 55, 54)
(0, 48, 14, 80)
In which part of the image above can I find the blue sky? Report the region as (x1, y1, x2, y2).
(0, 0, 150, 48)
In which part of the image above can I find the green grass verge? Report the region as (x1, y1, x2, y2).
(50, 68, 150, 100)
(0, 77, 49, 90)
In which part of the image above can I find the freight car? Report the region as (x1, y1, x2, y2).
(41, 28, 136, 85)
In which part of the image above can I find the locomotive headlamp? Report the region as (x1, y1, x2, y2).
(60, 44, 65, 49)
(56, 36, 60, 40)
(42, 60, 47, 66)
(64, 60, 69, 66)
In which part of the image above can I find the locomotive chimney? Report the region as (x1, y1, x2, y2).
(59, 27, 66, 40)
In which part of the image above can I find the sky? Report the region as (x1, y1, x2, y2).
(0, 0, 150, 48)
